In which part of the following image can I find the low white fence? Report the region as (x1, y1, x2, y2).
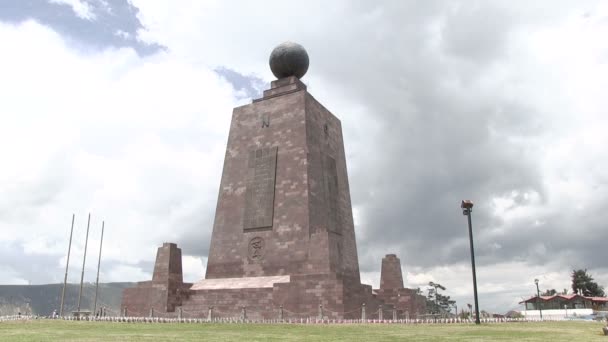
(1, 312, 603, 324)
(522, 309, 593, 320)
(0, 315, 34, 322)
(0, 314, 556, 324)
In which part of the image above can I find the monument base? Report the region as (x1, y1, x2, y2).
(122, 280, 191, 317)
(122, 244, 424, 320)
(374, 288, 426, 319)
(181, 274, 380, 320)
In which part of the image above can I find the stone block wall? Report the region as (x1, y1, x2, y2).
(122, 243, 190, 315)
(375, 253, 427, 318)
(182, 273, 378, 320)
(380, 254, 404, 290)
(204, 76, 361, 283)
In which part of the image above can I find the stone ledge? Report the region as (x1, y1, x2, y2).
(190, 275, 291, 290)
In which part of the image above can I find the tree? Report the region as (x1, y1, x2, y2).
(541, 289, 557, 296)
(427, 282, 444, 313)
(436, 293, 456, 312)
(571, 269, 605, 297)
(428, 282, 446, 296)
(426, 287, 437, 313)
(426, 282, 455, 315)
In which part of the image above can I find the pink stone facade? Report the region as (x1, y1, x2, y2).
(204, 76, 360, 282)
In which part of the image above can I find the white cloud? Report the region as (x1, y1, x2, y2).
(0, 19, 237, 285)
(105, 264, 149, 283)
(0, 266, 29, 285)
(183, 255, 206, 283)
(49, 0, 96, 20)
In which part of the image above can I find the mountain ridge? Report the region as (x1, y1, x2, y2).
(0, 282, 135, 316)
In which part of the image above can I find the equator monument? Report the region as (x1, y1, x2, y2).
(122, 42, 425, 320)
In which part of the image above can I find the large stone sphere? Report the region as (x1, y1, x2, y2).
(269, 41, 309, 79)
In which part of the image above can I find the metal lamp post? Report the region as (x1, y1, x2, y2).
(461, 200, 480, 325)
(535, 278, 543, 320)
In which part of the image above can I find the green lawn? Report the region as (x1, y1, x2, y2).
(0, 320, 605, 341)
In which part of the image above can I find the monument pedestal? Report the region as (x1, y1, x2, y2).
(182, 274, 379, 320)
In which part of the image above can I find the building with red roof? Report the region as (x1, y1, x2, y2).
(519, 294, 608, 311)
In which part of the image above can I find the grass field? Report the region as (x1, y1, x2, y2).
(0, 320, 605, 341)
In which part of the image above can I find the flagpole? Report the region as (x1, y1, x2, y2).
(76, 213, 91, 315)
(93, 221, 104, 315)
(59, 214, 75, 317)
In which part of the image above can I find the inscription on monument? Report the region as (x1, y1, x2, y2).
(243, 146, 278, 229)
(248, 237, 265, 261)
(323, 154, 340, 234)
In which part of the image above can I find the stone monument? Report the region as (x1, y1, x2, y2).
(180, 41, 379, 319)
(122, 243, 191, 316)
(122, 42, 419, 320)
(374, 254, 426, 319)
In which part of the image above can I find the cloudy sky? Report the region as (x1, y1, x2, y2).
(1, 0, 608, 314)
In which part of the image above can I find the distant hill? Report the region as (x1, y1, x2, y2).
(0, 282, 135, 316)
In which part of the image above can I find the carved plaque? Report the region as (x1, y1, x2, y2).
(243, 146, 278, 230)
(248, 237, 265, 261)
(323, 154, 340, 234)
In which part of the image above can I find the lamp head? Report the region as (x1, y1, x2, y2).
(461, 200, 474, 209)
(461, 200, 474, 215)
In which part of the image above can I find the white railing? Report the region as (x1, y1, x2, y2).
(0, 315, 33, 322)
(522, 308, 593, 319)
(2, 312, 603, 324)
